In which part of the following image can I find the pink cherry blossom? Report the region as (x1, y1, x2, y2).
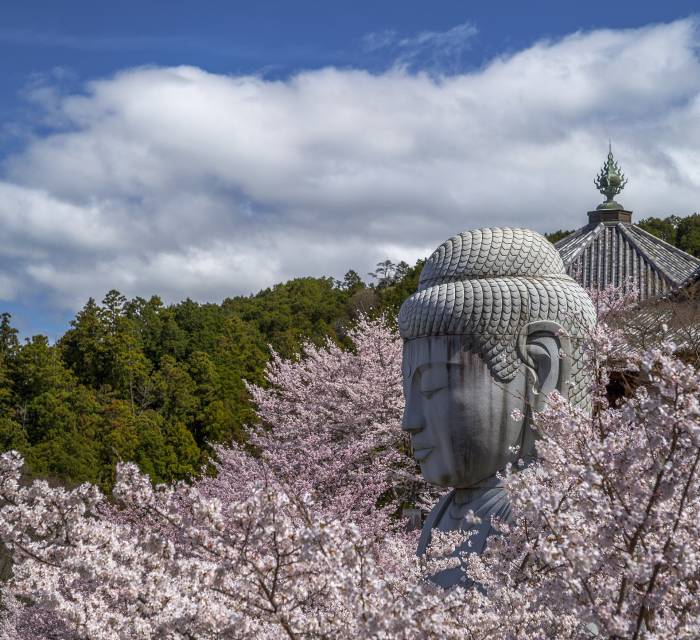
(1, 307, 699, 639)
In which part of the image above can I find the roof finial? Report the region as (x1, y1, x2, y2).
(594, 143, 627, 210)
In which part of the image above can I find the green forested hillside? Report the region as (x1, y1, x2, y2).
(0, 261, 422, 490)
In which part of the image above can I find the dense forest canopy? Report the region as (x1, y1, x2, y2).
(0, 261, 422, 489)
(2, 212, 698, 489)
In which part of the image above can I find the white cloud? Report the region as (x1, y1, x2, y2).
(362, 21, 477, 73)
(2, 18, 700, 314)
(396, 22, 478, 70)
(361, 29, 398, 53)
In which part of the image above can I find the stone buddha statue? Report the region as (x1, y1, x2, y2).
(398, 228, 596, 588)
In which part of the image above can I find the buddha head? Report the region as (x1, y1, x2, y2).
(399, 228, 596, 489)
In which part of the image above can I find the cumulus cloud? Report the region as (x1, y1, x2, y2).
(2, 18, 700, 314)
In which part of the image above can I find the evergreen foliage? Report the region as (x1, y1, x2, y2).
(544, 229, 576, 244)
(0, 263, 424, 489)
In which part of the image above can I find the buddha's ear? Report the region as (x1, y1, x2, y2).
(517, 321, 572, 410)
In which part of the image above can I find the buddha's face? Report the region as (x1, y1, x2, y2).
(401, 335, 529, 488)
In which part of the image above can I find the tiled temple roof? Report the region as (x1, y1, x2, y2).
(555, 221, 700, 299)
(553, 147, 700, 300)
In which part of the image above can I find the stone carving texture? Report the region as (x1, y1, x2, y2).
(399, 227, 597, 588)
(399, 228, 595, 406)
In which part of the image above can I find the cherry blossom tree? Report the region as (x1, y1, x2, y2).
(247, 315, 429, 533)
(0, 446, 485, 639)
(464, 340, 700, 639)
(0, 316, 441, 638)
(1, 311, 700, 639)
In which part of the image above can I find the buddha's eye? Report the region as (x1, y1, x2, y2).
(419, 368, 447, 399)
(420, 386, 445, 399)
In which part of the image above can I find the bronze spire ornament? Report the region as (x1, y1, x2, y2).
(594, 143, 628, 210)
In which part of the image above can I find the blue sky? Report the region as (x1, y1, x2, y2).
(1, 1, 700, 338)
(2, 1, 697, 96)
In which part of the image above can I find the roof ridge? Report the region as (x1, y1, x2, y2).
(556, 223, 604, 264)
(627, 225, 700, 265)
(617, 224, 686, 287)
(615, 224, 665, 277)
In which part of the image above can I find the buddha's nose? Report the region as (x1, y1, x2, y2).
(401, 394, 424, 433)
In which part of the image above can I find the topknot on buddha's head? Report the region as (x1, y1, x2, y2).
(418, 228, 565, 287)
(398, 228, 596, 405)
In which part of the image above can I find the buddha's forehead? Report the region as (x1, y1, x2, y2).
(402, 335, 480, 376)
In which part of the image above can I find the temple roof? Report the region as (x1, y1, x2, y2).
(555, 221, 700, 298)
(554, 147, 700, 300)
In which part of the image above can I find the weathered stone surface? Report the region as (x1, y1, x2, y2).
(399, 227, 596, 587)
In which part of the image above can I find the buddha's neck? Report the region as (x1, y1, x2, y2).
(455, 469, 503, 490)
